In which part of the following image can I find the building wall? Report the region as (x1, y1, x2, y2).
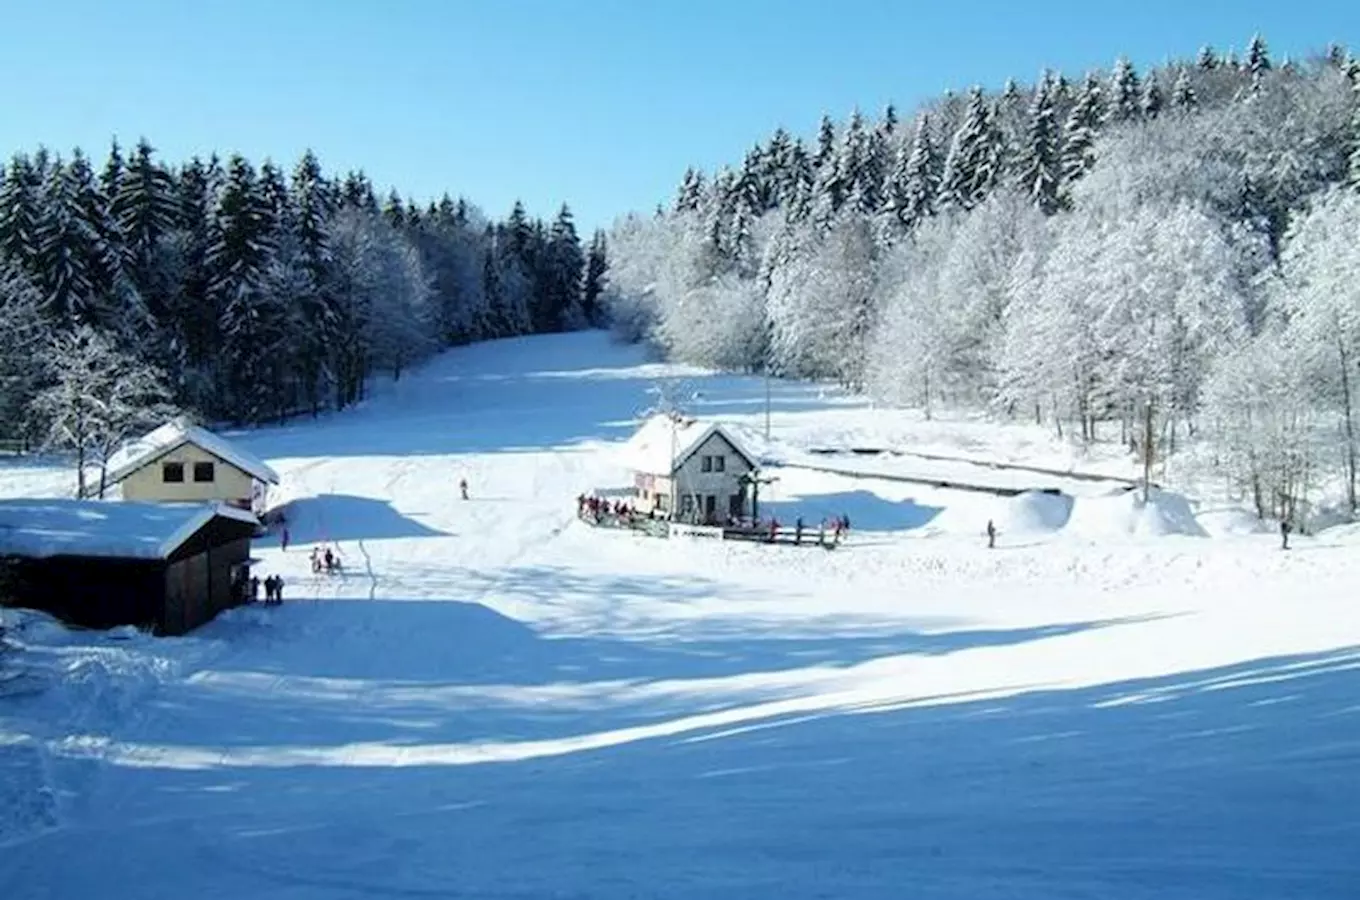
(674, 432, 755, 523)
(119, 442, 257, 507)
(0, 556, 164, 631)
(165, 529, 254, 635)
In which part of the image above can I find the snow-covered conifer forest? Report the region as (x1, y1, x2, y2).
(603, 37, 1360, 522)
(0, 140, 607, 444)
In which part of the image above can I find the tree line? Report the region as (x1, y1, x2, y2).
(0, 140, 608, 487)
(602, 36, 1360, 525)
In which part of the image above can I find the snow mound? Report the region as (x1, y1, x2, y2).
(1064, 487, 1208, 539)
(1196, 506, 1275, 538)
(997, 490, 1074, 535)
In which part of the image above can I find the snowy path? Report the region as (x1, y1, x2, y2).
(2, 331, 1359, 899)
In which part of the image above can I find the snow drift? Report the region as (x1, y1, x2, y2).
(1064, 487, 1208, 539)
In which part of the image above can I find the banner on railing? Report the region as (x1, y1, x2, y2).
(670, 523, 724, 541)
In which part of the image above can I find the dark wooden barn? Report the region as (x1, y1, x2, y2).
(0, 499, 260, 636)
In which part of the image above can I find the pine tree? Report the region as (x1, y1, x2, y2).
(581, 230, 607, 326)
(898, 113, 941, 230)
(675, 167, 706, 213)
(1171, 67, 1198, 111)
(35, 156, 99, 326)
(1139, 71, 1164, 119)
(1107, 56, 1141, 123)
(940, 86, 1000, 211)
(114, 138, 178, 292)
(1017, 73, 1062, 215)
(209, 155, 282, 418)
(813, 115, 837, 173)
(1060, 73, 1105, 193)
(382, 189, 405, 230)
(0, 155, 43, 272)
(100, 138, 125, 206)
(1347, 78, 1360, 191)
(1196, 45, 1219, 70)
(1246, 33, 1271, 77)
(290, 149, 336, 414)
(546, 203, 585, 330)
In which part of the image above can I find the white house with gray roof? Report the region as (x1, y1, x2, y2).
(618, 414, 759, 524)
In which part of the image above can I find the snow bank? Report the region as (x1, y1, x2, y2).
(1196, 507, 1275, 538)
(1064, 487, 1208, 540)
(999, 490, 1074, 535)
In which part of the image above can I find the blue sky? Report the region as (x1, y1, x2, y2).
(0, 0, 1354, 233)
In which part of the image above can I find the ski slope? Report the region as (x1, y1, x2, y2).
(2, 331, 1359, 899)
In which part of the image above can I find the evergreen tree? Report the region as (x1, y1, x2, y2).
(1171, 67, 1198, 111)
(1060, 73, 1105, 194)
(209, 155, 281, 417)
(581, 230, 607, 325)
(1347, 79, 1360, 191)
(899, 113, 941, 231)
(35, 156, 100, 326)
(1017, 73, 1062, 215)
(100, 139, 125, 207)
(1196, 45, 1219, 70)
(1139, 72, 1164, 119)
(1246, 33, 1271, 77)
(546, 204, 586, 330)
(813, 115, 837, 172)
(940, 86, 1003, 211)
(675, 167, 706, 212)
(0, 155, 42, 272)
(1107, 56, 1141, 123)
(114, 138, 178, 295)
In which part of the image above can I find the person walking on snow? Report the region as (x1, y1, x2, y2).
(280, 526, 290, 552)
(459, 478, 469, 500)
(1280, 519, 1292, 550)
(986, 519, 997, 549)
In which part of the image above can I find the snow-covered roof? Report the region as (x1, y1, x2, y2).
(0, 499, 259, 561)
(101, 417, 280, 488)
(618, 414, 758, 476)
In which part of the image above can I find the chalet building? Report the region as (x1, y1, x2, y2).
(621, 414, 760, 524)
(95, 417, 280, 514)
(0, 499, 260, 636)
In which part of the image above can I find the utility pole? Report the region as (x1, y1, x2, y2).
(764, 368, 771, 441)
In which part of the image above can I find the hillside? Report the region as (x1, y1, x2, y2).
(604, 36, 1360, 529)
(2, 331, 1359, 898)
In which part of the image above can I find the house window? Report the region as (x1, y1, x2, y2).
(713, 455, 725, 473)
(193, 462, 215, 483)
(701, 455, 712, 472)
(162, 462, 184, 483)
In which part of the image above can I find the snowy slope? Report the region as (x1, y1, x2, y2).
(2, 330, 1359, 899)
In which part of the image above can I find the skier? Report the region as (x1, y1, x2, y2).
(280, 526, 290, 552)
(249, 575, 261, 603)
(323, 547, 336, 573)
(986, 519, 997, 549)
(459, 478, 469, 501)
(1280, 518, 1292, 551)
(272, 575, 285, 604)
(795, 516, 804, 546)
(310, 546, 322, 574)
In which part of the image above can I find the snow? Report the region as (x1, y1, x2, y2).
(0, 498, 258, 560)
(101, 416, 281, 489)
(1, 330, 1359, 898)
(617, 413, 758, 475)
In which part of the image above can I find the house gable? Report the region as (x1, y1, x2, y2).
(102, 419, 279, 491)
(675, 429, 757, 476)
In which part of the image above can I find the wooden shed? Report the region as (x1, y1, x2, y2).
(0, 499, 260, 636)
